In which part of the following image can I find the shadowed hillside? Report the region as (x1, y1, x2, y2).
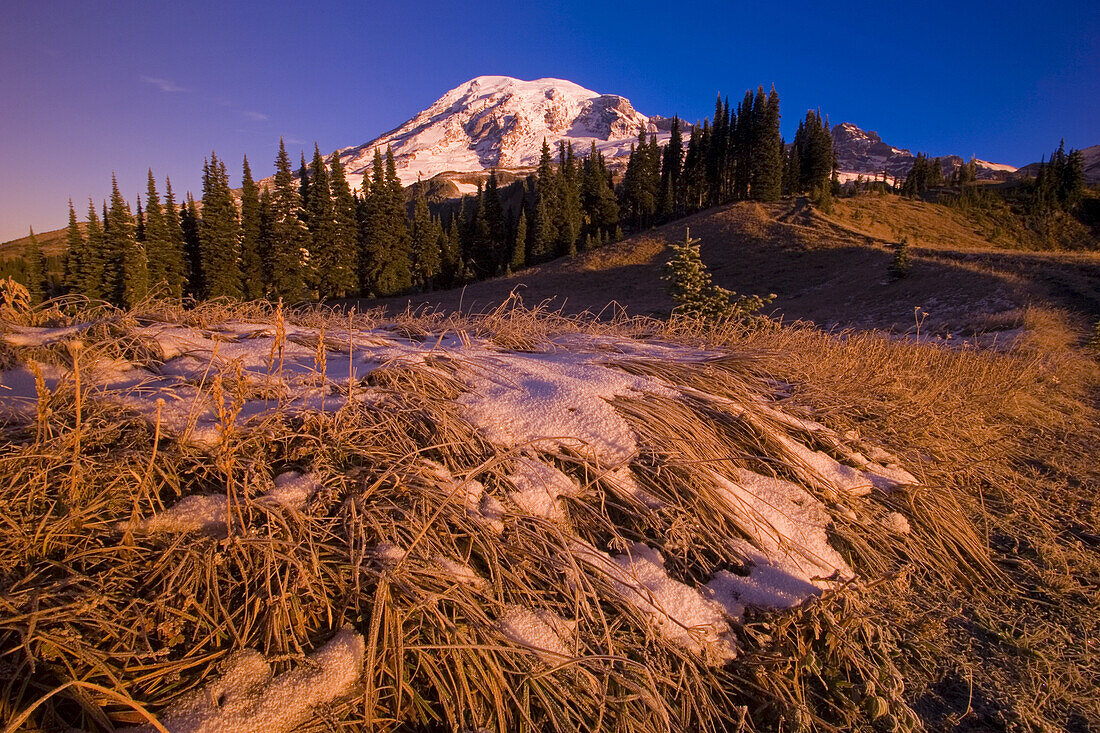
(379, 196, 1100, 340)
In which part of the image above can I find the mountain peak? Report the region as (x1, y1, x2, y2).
(336, 76, 651, 187)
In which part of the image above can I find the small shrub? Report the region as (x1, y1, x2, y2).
(889, 237, 912, 280)
(663, 229, 775, 325)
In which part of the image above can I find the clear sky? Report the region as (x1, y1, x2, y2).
(1, 0, 1097, 241)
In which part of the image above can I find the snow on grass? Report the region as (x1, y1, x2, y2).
(129, 628, 364, 733)
(572, 540, 738, 664)
(458, 350, 679, 464)
(497, 605, 577, 664)
(260, 470, 322, 511)
(507, 456, 581, 523)
(125, 494, 230, 537)
(0, 311, 927, 686)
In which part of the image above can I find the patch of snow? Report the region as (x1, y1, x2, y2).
(125, 494, 229, 537)
(881, 512, 911, 535)
(572, 540, 737, 664)
(260, 471, 322, 511)
(436, 556, 489, 589)
(507, 456, 580, 523)
(459, 350, 677, 464)
(129, 628, 364, 733)
(710, 468, 853, 585)
(497, 605, 577, 663)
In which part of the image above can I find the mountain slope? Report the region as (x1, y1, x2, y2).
(336, 76, 654, 188)
(1016, 144, 1100, 184)
(831, 122, 1017, 182)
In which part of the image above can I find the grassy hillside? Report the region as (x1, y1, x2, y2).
(381, 195, 1100, 346)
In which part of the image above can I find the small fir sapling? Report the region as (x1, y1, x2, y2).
(663, 228, 774, 324)
(889, 236, 912, 280)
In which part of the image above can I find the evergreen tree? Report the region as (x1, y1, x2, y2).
(327, 153, 360, 297)
(239, 156, 266, 299)
(556, 143, 583, 255)
(81, 200, 107, 300)
(622, 124, 659, 227)
(529, 141, 559, 263)
(409, 184, 441, 289)
(143, 170, 172, 295)
(510, 208, 527, 272)
(269, 138, 310, 301)
(63, 200, 86, 294)
(481, 170, 507, 273)
(23, 229, 46, 304)
(161, 179, 187, 298)
(663, 229, 773, 323)
(180, 194, 202, 297)
(304, 144, 336, 296)
(360, 148, 412, 296)
(658, 117, 684, 218)
(889, 236, 912, 280)
(1060, 148, 1086, 211)
(582, 143, 620, 237)
(105, 175, 147, 307)
(298, 151, 311, 217)
(198, 152, 242, 299)
(440, 215, 462, 287)
(135, 197, 145, 244)
(753, 86, 783, 201)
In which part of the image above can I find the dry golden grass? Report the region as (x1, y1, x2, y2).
(0, 294, 1097, 732)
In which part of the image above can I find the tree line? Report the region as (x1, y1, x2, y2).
(21, 83, 848, 306)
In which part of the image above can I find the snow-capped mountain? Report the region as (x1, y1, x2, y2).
(337, 76, 655, 188)
(831, 122, 1016, 182)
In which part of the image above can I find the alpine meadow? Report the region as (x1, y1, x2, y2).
(1, 3, 1099, 732)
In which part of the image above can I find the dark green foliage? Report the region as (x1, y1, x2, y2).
(198, 153, 242, 299)
(528, 141, 559, 264)
(410, 184, 441, 290)
(360, 148, 412, 296)
(889, 237, 912, 280)
(790, 110, 834, 196)
(439, 215, 462, 287)
(751, 87, 783, 202)
(23, 229, 46, 304)
(663, 229, 774, 323)
(106, 175, 148, 307)
(180, 194, 202, 298)
(143, 171, 172, 296)
(161, 179, 188, 298)
(63, 200, 85, 294)
(82, 200, 107, 300)
(556, 143, 583, 256)
(134, 198, 145, 244)
(304, 144, 336, 296)
(510, 208, 527, 272)
(658, 117, 684, 219)
(239, 156, 267, 300)
(901, 154, 942, 197)
(478, 171, 508, 275)
(269, 139, 310, 301)
(581, 142, 620, 241)
(326, 153, 360, 298)
(622, 126, 659, 227)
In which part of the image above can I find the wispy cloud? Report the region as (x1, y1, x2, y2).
(242, 110, 269, 122)
(140, 76, 189, 93)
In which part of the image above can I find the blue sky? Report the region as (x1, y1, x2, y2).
(1, 0, 1097, 241)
